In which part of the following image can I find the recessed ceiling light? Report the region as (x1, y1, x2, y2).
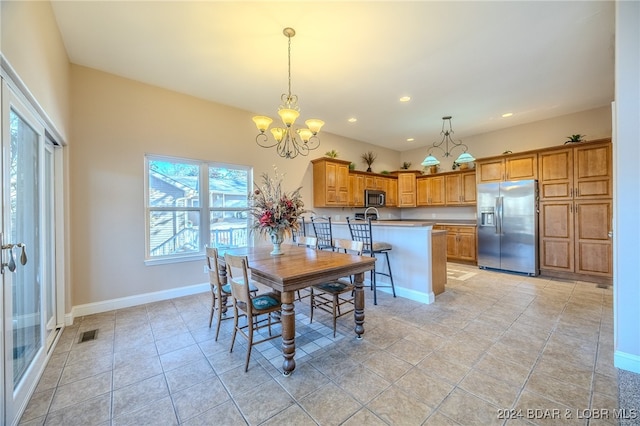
(399, 96, 411, 102)
(348, 117, 357, 123)
(406, 138, 415, 142)
(502, 112, 513, 118)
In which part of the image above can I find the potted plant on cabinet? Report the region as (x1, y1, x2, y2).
(565, 134, 586, 144)
(361, 151, 377, 172)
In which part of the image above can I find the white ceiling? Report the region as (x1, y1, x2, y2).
(50, 1, 615, 152)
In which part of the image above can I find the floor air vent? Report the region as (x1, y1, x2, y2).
(79, 329, 98, 343)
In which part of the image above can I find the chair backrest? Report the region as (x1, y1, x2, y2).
(295, 235, 318, 249)
(205, 246, 223, 297)
(224, 253, 253, 312)
(292, 217, 307, 243)
(311, 216, 333, 250)
(332, 238, 364, 256)
(346, 217, 373, 255)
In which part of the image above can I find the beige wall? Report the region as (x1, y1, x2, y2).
(401, 106, 612, 172)
(1, 0, 70, 140)
(69, 65, 401, 306)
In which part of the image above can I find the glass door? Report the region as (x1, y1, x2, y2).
(1, 81, 48, 425)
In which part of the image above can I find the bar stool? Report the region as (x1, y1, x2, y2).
(346, 216, 396, 305)
(311, 216, 334, 251)
(292, 216, 307, 243)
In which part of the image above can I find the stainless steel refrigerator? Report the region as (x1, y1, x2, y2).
(477, 179, 538, 276)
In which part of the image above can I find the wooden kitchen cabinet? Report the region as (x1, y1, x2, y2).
(347, 171, 397, 207)
(348, 173, 365, 207)
(539, 199, 612, 277)
(538, 139, 612, 281)
(385, 176, 398, 207)
(538, 140, 612, 201)
(431, 229, 447, 295)
(416, 175, 445, 206)
(476, 152, 537, 183)
(311, 158, 350, 207)
(444, 171, 476, 205)
(396, 171, 422, 207)
(435, 224, 477, 263)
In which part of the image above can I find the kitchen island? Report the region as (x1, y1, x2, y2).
(330, 220, 442, 304)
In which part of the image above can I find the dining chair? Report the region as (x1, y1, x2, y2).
(292, 235, 318, 301)
(205, 247, 258, 341)
(309, 238, 364, 337)
(311, 216, 334, 251)
(346, 216, 396, 305)
(224, 253, 282, 372)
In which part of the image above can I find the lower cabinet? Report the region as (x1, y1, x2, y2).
(431, 230, 447, 295)
(434, 224, 477, 263)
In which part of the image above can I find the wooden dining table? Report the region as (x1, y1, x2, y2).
(217, 244, 376, 376)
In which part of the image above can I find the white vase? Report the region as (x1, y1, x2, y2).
(269, 228, 285, 256)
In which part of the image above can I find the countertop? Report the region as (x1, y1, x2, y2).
(331, 219, 477, 227)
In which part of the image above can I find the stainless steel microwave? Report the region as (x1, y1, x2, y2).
(365, 190, 386, 207)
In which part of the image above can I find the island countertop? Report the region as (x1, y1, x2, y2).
(331, 219, 476, 227)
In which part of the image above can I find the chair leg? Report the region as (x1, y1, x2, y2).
(215, 304, 223, 341)
(309, 289, 315, 324)
(332, 294, 338, 338)
(245, 317, 254, 372)
(209, 294, 216, 328)
(372, 255, 378, 305)
(384, 252, 396, 297)
(230, 307, 239, 353)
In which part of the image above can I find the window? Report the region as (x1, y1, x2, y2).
(145, 155, 251, 263)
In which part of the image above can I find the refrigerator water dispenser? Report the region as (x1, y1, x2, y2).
(480, 209, 495, 226)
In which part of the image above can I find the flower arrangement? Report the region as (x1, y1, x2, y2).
(249, 166, 307, 239)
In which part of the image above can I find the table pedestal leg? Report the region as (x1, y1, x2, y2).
(281, 290, 296, 376)
(354, 271, 365, 338)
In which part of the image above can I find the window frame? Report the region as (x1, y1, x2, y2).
(144, 154, 252, 265)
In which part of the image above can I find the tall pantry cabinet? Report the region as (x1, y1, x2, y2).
(538, 139, 612, 281)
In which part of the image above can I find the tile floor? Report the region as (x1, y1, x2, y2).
(20, 263, 619, 425)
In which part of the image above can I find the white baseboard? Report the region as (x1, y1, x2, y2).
(374, 284, 434, 304)
(67, 282, 209, 324)
(65, 280, 436, 325)
(615, 350, 640, 374)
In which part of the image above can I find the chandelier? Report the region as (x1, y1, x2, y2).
(421, 116, 475, 167)
(252, 27, 324, 159)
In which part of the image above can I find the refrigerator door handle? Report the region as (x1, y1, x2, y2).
(495, 197, 501, 234)
(497, 196, 504, 235)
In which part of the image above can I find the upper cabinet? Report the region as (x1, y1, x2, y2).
(348, 173, 365, 207)
(396, 171, 422, 208)
(311, 158, 350, 207)
(476, 152, 537, 183)
(416, 175, 445, 206)
(538, 140, 612, 201)
(385, 176, 398, 207)
(312, 160, 398, 208)
(445, 171, 476, 205)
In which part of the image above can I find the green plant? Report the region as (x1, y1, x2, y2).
(381, 170, 390, 175)
(400, 161, 412, 170)
(361, 151, 377, 171)
(349, 162, 356, 170)
(565, 134, 585, 144)
(325, 149, 339, 158)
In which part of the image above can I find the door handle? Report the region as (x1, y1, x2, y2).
(2, 242, 28, 273)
